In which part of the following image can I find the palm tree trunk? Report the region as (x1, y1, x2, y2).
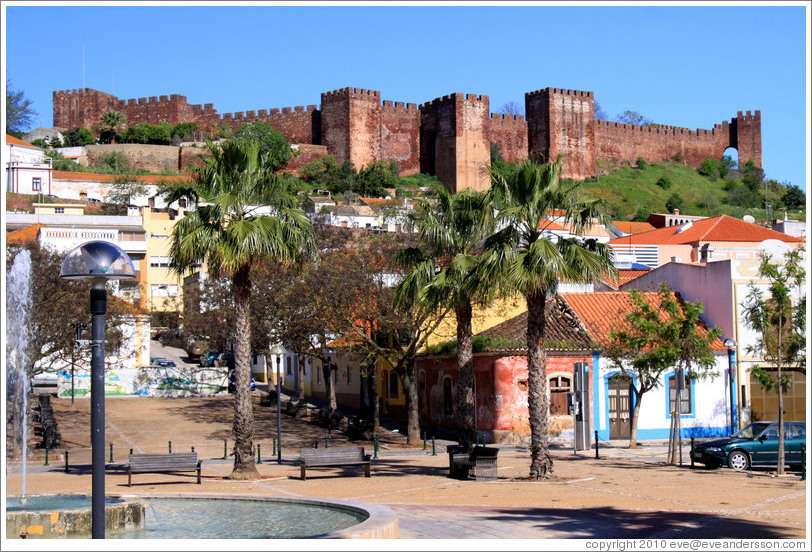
(228, 265, 260, 480)
(454, 298, 477, 446)
(401, 363, 421, 445)
(526, 290, 553, 478)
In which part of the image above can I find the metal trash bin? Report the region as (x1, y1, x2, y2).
(447, 444, 471, 479)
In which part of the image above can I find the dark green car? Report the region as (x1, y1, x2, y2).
(692, 421, 807, 471)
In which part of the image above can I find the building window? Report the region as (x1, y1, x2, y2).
(389, 371, 399, 398)
(149, 256, 171, 268)
(347, 365, 351, 384)
(443, 377, 453, 416)
(55, 207, 65, 214)
(668, 373, 692, 415)
(150, 284, 178, 297)
(317, 362, 321, 384)
(286, 356, 292, 376)
(32, 178, 41, 191)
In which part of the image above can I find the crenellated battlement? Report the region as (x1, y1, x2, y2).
(526, 87, 594, 98)
(322, 87, 381, 101)
(382, 100, 418, 111)
(489, 113, 526, 121)
(737, 110, 761, 121)
(420, 92, 489, 109)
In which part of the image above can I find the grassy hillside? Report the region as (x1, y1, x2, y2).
(578, 161, 804, 224)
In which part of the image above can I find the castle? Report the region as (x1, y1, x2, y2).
(53, 86, 761, 192)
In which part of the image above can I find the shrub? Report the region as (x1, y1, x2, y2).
(655, 176, 672, 190)
(665, 193, 684, 213)
(636, 157, 648, 170)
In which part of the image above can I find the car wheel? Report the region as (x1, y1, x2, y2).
(728, 450, 750, 471)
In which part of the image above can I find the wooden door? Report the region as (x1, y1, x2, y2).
(608, 375, 631, 439)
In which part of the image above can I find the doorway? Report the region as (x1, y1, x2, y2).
(608, 374, 631, 439)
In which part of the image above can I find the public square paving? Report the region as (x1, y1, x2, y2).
(6, 394, 807, 541)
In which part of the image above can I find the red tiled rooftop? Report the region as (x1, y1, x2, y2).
(614, 221, 656, 235)
(53, 171, 191, 184)
(6, 134, 40, 148)
(607, 215, 802, 246)
(6, 224, 45, 244)
(561, 291, 724, 350)
(602, 269, 651, 290)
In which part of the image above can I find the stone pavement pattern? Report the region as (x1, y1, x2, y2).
(6, 395, 807, 541)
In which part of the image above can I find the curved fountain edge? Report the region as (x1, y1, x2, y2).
(123, 493, 399, 539)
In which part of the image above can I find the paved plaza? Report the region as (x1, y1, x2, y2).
(5, 391, 807, 544)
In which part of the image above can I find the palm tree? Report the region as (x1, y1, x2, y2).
(395, 184, 495, 446)
(97, 110, 126, 143)
(484, 156, 615, 478)
(167, 138, 315, 480)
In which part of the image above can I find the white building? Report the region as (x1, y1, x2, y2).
(5, 134, 53, 195)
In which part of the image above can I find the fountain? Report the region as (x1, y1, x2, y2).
(7, 249, 32, 497)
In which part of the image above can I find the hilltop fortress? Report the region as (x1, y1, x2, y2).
(53, 86, 761, 192)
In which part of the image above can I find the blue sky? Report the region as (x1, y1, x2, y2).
(4, 2, 810, 191)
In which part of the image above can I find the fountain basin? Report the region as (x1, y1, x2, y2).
(6, 494, 144, 538)
(6, 494, 397, 539)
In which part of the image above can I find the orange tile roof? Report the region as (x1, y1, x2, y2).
(607, 215, 802, 246)
(561, 291, 725, 350)
(602, 269, 651, 290)
(540, 219, 567, 231)
(614, 221, 656, 235)
(53, 171, 191, 184)
(6, 134, 40, 148)
(6, 224, 45, 244)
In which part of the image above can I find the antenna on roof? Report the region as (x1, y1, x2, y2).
(82, 41, 85, 88)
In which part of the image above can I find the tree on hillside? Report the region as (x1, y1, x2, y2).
(742, 248, 806, 476)
(62, 127, 97, 147)
(781, 185, 805, 210)
(97, 110, 126, 144)
(6, 80, 37, 135)
(166, 137, 316, 480)
(483, 155, 615, 478)
(233, 122, 294, 171)
(395, 183, 496, 446)
(601, 284, 720, 450)
(355, 160, 399, 197)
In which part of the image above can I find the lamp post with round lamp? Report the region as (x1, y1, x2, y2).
(723, 338, 738, 435)
(269, 343, 286, 464)
(60, 241, 135, 539)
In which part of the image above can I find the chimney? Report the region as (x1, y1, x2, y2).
(673, 208, 680, 215)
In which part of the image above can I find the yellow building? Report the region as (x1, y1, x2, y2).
(141, 206, 185, 315)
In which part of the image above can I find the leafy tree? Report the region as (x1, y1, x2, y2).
(742, 248, 806, 476)
(123, 123, 172, 145)
(602, 284, 720, 449)
(780, 185, 805, 210)
(725, 184, 761, 208)
(740, 159, 765, 193)
(616, 110, 653, 126)
(299, 154, 355, 194)
(62, 127, 97, 147)
(97, 110, 126, 144)
(105, 175, 149, 206)
(6, 80, 37, 135)
(95, 152, 133, 174)
(490, 141, 505, 164)
(355, 160, 399, 197)
(665, 193, 684, 213)
(484, 155, 615, 478)
(718, 155, 736, 178)
(655, 176, 672, 190)
(233, 122, 293, 171)
(395, 183, 496, 446)
(593, 101, 607, 120)
(166, 138, 316, 480)
(698, 157, 721, 180)
(171, 122, 200, 143)
(498, 101, 525, 116)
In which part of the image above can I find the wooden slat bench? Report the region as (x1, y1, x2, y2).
(449, 446, 499, 481)
(128, 453, 202, 486)
(299, 446, 371, 480)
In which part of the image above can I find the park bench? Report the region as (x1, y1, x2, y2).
(128, 452, 202, 486)
(299, 446, 371, 480)
(449, 446, 499, 481)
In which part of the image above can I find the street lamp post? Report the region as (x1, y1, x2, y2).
(70, 322, 87, 408)
(269, 343, 286, 464)
(323, 346, 335, 439)
(724, 338, 738, 435)
(60, 241, 135, 539)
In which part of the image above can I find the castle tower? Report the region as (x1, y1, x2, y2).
(53, 88, 120, 129)
(419, 93, 490, 193)
(320, 87, 382, 170)
(525, 88, 596, 180)
(732, 110, 762, 168)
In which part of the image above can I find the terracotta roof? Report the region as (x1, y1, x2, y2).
(560, 291, 725, 350)
(6, 224, 45, 244)
(607, 215, 802, 245)
(614, 221, 656, 235)
(540, 220, 567, 232)
(601, 269, 651, 290)
(476, 294, 593, 350)
(53, 171, 191, 184)
(6, 134, 40, 148)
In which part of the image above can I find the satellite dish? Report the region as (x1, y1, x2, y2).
(743, 215, 755, 224)
(758, 239, 792, 262)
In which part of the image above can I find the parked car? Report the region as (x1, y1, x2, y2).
(227, 369, 256, 393)
(155, 359, 177, 368)
(691, 421, 807, 471)
(215, 352, 235, 369)
(199, 349, 221, 367)
(150, 357, 167, 365)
